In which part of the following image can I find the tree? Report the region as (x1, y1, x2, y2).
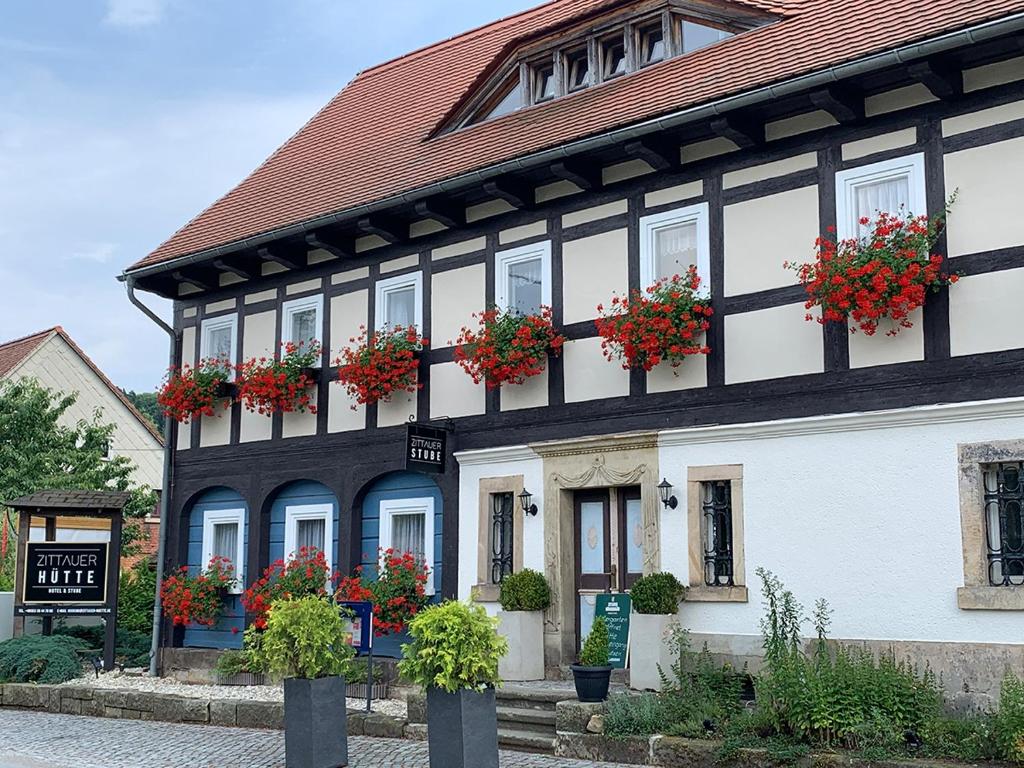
(120, 389, 164, 437)
(0, 378, 158, 585)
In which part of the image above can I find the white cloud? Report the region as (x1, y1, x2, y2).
(67, 243, 118, 264)
(104, 0, 167, 27)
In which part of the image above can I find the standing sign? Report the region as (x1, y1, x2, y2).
(18, 542, 110, 612)
(405, 423, 446, 474)
(338, 600, 373, 653)
(594, 593, 631, 669)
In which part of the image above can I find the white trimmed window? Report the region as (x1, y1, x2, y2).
(495, 241, 552, 316)
(281, 295, 323, 361)
(379, 497, 435, 594)
(200, 314, 238, 377)
(284, 503, 334, 575)
(375, 272, 423, 331)
(201, 508, 245, 593)
(639, 203, 710, 295)
(835, 153, 926, 241)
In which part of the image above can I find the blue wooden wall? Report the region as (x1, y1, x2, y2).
(267, 480, 340, 566)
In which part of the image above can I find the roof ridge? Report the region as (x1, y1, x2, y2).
(0, 327, 59, 350)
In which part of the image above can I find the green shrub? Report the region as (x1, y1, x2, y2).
(52, 625, 151, 668)
(605, 692, 673, 737)
(118, 558, 157, 634)
(498, 568, 551, 612)
(251, 596, 355, 679)
(630, 572, 686, 615)
(920, 715, 1000, 762)
(996, 670, 1024, 762)
(344, 655, 384, 684)
(579, 616, 610, 667)
(0, 635, 86, 683)
(399, 599, 507, 693)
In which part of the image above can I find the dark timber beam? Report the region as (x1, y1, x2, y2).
(908, 58, 963, 101)
(171, 269, 215, 293)
(212, 258, 256, 281)
(709, 115, 764, 149)
(357, 214, 406, 244)
(623, 137, 678, 171)
(257, 245, 304, 271)
(414, 197, 465, 229)
(808, 86, 864, 125)
(482, 178, 532, 210)
(549, 160, 601, 191)
(305, 230, 354, 259)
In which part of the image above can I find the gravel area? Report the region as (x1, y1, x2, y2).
(57, 671, 408, 718)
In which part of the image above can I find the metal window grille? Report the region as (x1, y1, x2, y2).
(982, 463, 1024, 586)
(701, 480, 734, 587)
(490, 492, 514, 584)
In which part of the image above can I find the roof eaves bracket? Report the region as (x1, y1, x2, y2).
(414, 197, 466, 229)
(808, 85, 864, 125)
(357, 214, 407, 244)
(623, 137, 679, 171)
(549, 160, 601, 191)
(305, 230, 354, 259)
(258, 245, 304, 271)
(482, 178, 533, 210)
(907, 58, 963, 101)
(709, 114, 764, 149)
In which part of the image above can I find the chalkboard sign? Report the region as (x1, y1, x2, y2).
(595, 593, 631, 669)
(21, 542, 108, 605)
(405, 423, 446, 474)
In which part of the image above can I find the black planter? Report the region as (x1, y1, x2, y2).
(570, 664, 613, 702)
(213, 380, 238, 400)
(283, 676, 348, 768)
(425, 687, 498, 768)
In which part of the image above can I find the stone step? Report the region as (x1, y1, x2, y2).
(496, 705, 557, 728)
(497, 727, 557, 753)
(495, 686, 572, 709)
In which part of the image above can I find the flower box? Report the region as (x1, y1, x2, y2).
(237, 341, 321, 415)
(345, 682, 390, 700)
(213, 381, 238, 400)
(335, 326, 427, 407)
(454, 307, 564, 389)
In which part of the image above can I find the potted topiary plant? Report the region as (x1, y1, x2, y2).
(572, 616, 612, 703)
(628, 571, 687, 691)
(399, 600, 508, 768)
(251, 595, 355, 768)
(496, 568, 550, 681)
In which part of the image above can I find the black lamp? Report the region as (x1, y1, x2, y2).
(657, 478, 678, 509)
(518, 488, 538, 517)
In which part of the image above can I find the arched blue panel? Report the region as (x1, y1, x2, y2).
(268, 480, 340, 572)
(184, 487, 247, 650)
(360, 471, 443, 658)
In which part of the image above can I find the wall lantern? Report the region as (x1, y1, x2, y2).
(518, 488, 538, 517)
(657, 478, 678, 509)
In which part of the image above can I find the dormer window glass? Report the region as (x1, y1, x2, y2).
(601, 34, 627, 80)
(565, 47, 590, 92)
(532, 61, 556, 104)
(476, 77, 522, 123)
(680, 20, 731, 53)
(638, 22, 665, 66)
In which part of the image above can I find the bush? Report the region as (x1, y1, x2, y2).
(0, 635, 86, 683)
(606, 692, 673, 737)
(499, 569, 551, 612)
(919, 715, 999, 762)
(52, 624, 151, 668)
(399, 599, 507, 693)
(579, 616, 609, 667)
(118, 557, 157, 634)
(630, 572, 686, 615)
(251, 595, 355, 680)
(996, 670, 1024, 762)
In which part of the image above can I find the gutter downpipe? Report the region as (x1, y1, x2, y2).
(125, 278, 178, 677)
(120, 13, 1024, 284)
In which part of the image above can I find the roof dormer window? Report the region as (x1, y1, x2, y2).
(477, 76, 522, 122)
(565, 46, 590, 92)
(638, 21, 666, 67)
(601, 34, 627, 80)
(680, 18, 731, 53)
(532, 59, 557, 104)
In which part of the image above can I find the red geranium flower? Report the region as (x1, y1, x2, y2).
(453, 306, 564, 389)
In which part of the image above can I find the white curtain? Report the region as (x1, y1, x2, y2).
(296, 518, 325, 553)
(508, 258, 543, 316)
(855, 177, 910, 236)
(655, 222, 697, 282)
(391, 513, 425, 564)
(291, 308, 318, 346)
(386, 287, 415, 328)
(213, 522, 238, 565)
(209, 327, 232, 360)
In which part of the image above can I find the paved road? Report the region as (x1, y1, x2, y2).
(0, 709, 632, 768)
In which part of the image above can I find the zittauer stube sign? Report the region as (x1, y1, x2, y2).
(405, 423, 446, 474)
(22, 542, 108, 605)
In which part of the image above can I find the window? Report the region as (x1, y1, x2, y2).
(490, 492, 515, 584)
(982, 463, 1024, 587)
(680, 19, 731, 53)
(379, 497, 435, 594)
(284, 503, 334, 575)
(687, 465, 746, 602)
(200, 314, 238, 376)
(701, 481, 733, 586)
(474, 77, 522, 123)
(202, 508, 245, 593)
(531, 61, 556, 104)
(495, 241, 552, 316)
(637, 21, 665, 66)
(835, 153, 926, 241)
(375, 272, 423, 332)
(639, 203, 711, 294)
(281, 295, 323, 358)
(565, 47, 590, 92)
(601, 34, 626, 80)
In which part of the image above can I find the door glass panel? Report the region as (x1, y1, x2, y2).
(625, 497, 643, 574)
(579, 501, 605, 575)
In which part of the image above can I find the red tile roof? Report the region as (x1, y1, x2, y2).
(0, 327, 164, 444)
(129, 0, 1024, 272)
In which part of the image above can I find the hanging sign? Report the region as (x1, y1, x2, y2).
(594, 592, 631, 669)
(405, 423, 446, 474)
(20, 542, 109, 606)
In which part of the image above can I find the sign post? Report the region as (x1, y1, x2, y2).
(594, 593, 631, 669)
(339, 600, 374, 713)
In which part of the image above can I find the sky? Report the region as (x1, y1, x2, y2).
(0, 0, 536, 392)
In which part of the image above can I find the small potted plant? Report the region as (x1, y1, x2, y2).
(335, 325, 427, 407)
(399, 600, 508, 768)
(236, 340, 320, 415)
(496, 569, 550, 681)
(453, 306, 564, 389)
(571, 616, 612, 703)
(251, 595, 354, 768)
(157, 357, 234, 423)
(628, 572, 687, 691)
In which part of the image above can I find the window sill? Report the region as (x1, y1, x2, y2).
(957, 586, 1024, 611)
(471, 583, 501, 603)
(686, 585, 748, 603)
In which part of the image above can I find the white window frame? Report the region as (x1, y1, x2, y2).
(835, 153, 926, 242)
(283, 503, 334, 576)
(379, 497, 435, 595)
(374, 272, 423, 332)
(281, 294, 324, 366)
(199, 314, 238, 379)
(639, 202, 711, 297)
(494, 241, 552, 314)
(201, 507, 245, 594)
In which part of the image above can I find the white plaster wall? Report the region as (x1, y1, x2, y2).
(176, 327, 196, 451)
(501, 366, 549, 411)
(562, 337, 629, 402)
(657, 402, 1024, 645)
(328, 290, 368, 431)
(725, 303, 823, 384)
(429, 362, 485, 419)
(848, 310, 924, 369)
(949, 268, 1024, 357)
(239, 310, 274, 443)
(431, 264, 484, 347)
(562, 229, 628, 324)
